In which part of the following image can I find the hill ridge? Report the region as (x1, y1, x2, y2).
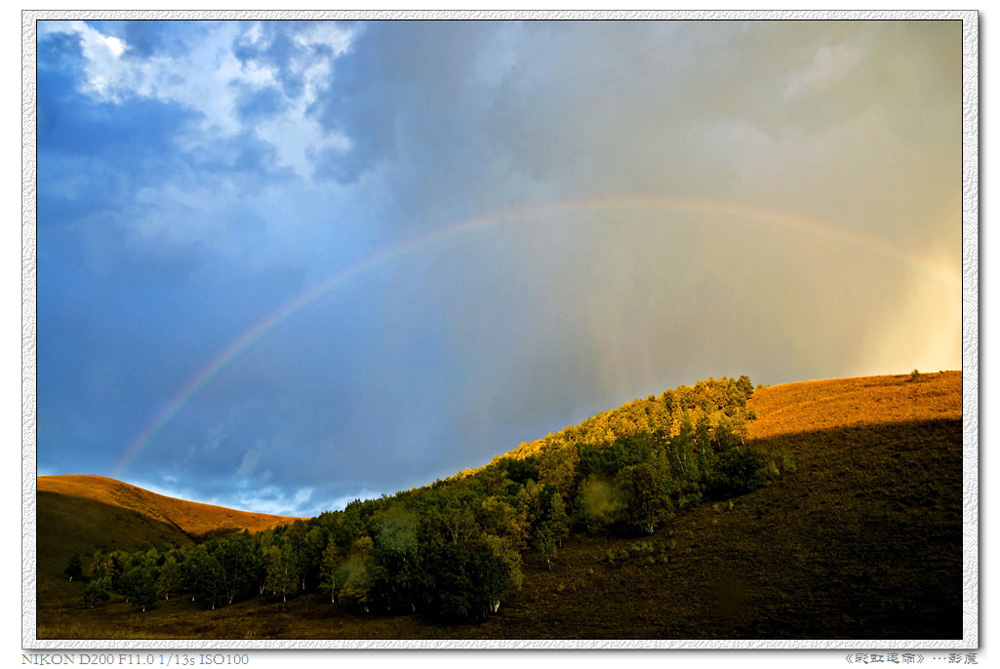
(37, 474, 303, 542)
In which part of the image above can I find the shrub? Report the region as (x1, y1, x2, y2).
(708, 448, 767, 497)
(781, 449, 797, 474)
(82, 577, 111, 608)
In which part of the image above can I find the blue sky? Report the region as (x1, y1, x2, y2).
(34, 19, 964, 517)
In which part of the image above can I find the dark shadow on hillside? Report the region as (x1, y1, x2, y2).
(37, 491, 196, 583)
(507, 417, 963, 641)
(728, 417, 964, 639)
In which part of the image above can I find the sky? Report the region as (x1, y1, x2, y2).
(33, 18, 965, 518)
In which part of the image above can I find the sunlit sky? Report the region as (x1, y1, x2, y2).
(34, 18, 964, 517)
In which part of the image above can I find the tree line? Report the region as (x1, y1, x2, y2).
(72, 375, 789, 622)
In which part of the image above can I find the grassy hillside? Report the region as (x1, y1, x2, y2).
(747, 370, 962, 437)
(34, 371, 963, 641)
(36, 475, 302, 582)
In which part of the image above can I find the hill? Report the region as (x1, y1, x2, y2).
(34, 371, 964, 642)
(36, 475, 302, 582)
(747, 370, 962, 438)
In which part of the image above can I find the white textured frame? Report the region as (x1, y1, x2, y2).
(21, 9, 979, 652)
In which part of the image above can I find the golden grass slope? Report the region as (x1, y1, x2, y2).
(38, 474, 303, 540)
(35, 475, 304, 584)
(747, 370, 961, 440)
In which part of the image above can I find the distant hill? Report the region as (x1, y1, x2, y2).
(36, 475, 302, 581)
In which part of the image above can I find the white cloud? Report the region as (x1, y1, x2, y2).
(231, 485, 316, 516)
(234, 439, 266, 478)
(43, 21, 355, 179)
(41, 21, 130, 98)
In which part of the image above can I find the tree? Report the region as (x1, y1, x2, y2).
(668, 417, 697, 481)
(575, 475, 624, 532)
(503, 456, 540, 484)
(695, 414, 712, 454)
(476, 495, 528, 549)
(713, 413, 737, 451)
(545, 493, 571, 547)
(708, 447, 767, 498)
(91, 550, 131, 590)
(263, 543, 299, 603)
(318, 542, 342, 604)
(200, 553, 226, 610)
(81, 576, 111, 608)
(476, 534, 523, 614)
(157, 555, 183, 600)
(537, 443, 579, 501)
(64, 552, 83, 582)
(215, 534, 258, 605)
(368, 511, 421, 613)
(419, 531, 520, 623)
(337, 536, 374, 613)
(615, 461, 673, 535)
(119, 564, 158, 612)
(736, 374, 754, 400)
(182, 545, 226, 609)
(531, 522, 557, 569)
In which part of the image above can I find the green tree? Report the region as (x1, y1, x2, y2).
(337, 536, 374, 613)
(81, 576, 111, 608)
(157, 555, 183, 600)
(182, 545, 226, 609)
(695, 414, 712, 454)
(368, 510, 421, 613)
(91, 550, 131, 590)
(119, 564, 158, 612)
(64, 552, 83, 582)
(545, 493, 571, 547)
(669, 417, 697, 480)
(419, 530, 520, 623)
(503, 456, 540, 484)
(713, 413, 737, 451)
(615, 461, 673, 535)
(263, 543, 299, 603)
(575, 475, 624, 532)
(477, 533, 523, 614)
(531, 522, 557, 569)
(537, 443, 579, 501)
(476, 495, 529, 549)
(318, 542, 342, 604)
(201, 553, 226, 610)
(215, 534, 258, 605)
(708, 447, 767, 498)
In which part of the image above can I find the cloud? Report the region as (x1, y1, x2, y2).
(38, 21, 355, 180)
(234, 440, 267, 479)
(38, 21, 128, 97)
(783, 43, 864, 101)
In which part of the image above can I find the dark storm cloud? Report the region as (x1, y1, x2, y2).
(306, 21, 509, 195)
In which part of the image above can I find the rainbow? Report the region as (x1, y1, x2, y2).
(110, 196, 960, 475)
